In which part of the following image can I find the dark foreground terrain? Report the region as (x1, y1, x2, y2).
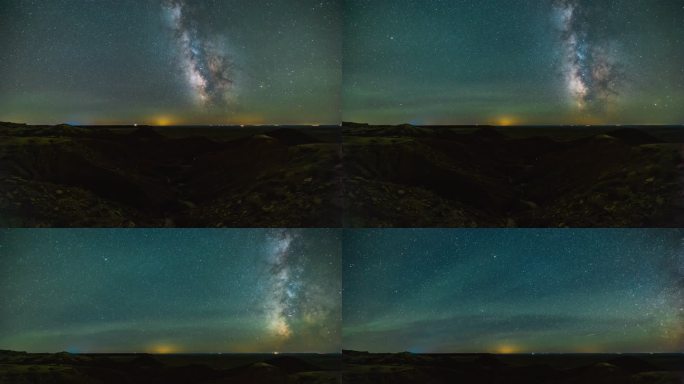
(0, 122, 341, 227)
(0, 350, 341, 383)
(2, 122, 682, 227)
(343, 350, 684, 384)
(343, 123, 684, 227)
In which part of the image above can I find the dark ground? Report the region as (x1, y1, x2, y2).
(342, 350, 684, 384)
(343, 123, 684, 227)
(1, 122, 682, 227)
(0, 122, 342, 227)
(0, 350, 341, 383)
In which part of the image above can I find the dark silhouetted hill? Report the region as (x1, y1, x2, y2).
(0, 350, 340, 384)
(264, 355, 323, 374)
(0, 123, 341, 227)
(605, 128, 663, 145)
(343, 351, 684, 384)
(265, 128, 320, 145)
(127, 126, 164, 140)
(343, 124, 683, 227)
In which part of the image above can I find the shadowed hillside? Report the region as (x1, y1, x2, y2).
(342, 350, 684, 384)
(0, 350, 341, 384)
(0, 123, 342, 227)
(2, 122, 681, 227)
(343, 123, 684, 227)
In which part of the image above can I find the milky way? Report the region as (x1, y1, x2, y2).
(343, 0, 684, 124)
(263, 229, 341, 351)
(265, 230, 298, 339)
(667, 236, 684, 346)
(554, 0, 623, 113)
(162, 0, 235, 108)
(0, 229, 340, 353)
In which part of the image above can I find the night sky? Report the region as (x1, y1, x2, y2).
(0, 0, 341, 125)
(0, 229, 341, 353)
(343, 0, 684, 125)
(343, 229, 684, 353)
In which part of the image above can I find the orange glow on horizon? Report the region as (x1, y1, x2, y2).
(498, 118, 515, 126)
(148, 344, 180, 354)
(146, 114, 269, 126)
(490, 115, 520, 126)
(150, 115, 177, 126)
(494, 344, 520, 354)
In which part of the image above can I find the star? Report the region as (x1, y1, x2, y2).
(0, 229, 341, 353)
(0, 0, 340, 125)
(343, 229, 683, 353)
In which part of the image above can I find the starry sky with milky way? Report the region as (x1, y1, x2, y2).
(0, 0, 341, 125)
(343, 229, 684, 353)
(0, 229, 341, 353)
(343, 0, 684, 125)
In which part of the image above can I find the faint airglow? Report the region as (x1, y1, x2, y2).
(576, 345, 600, 353)
(231, 115, 265, 125)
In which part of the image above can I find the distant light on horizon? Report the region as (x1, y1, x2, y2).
(493, 116, 519, 126)
(149, 344, 180, 354)
(494, 344, 520, 354)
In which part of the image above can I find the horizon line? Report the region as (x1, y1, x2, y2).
(1, 350, 341, 355)
(4, 349, 681, 355)
(343, 352, 683, 354)
(2, 121, 683, 128)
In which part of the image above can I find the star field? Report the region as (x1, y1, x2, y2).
(0, 229, 341, 353)
(0, 0, 341, 125)
(343, 229, 684, 353)
(343, 0, 684, 125)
